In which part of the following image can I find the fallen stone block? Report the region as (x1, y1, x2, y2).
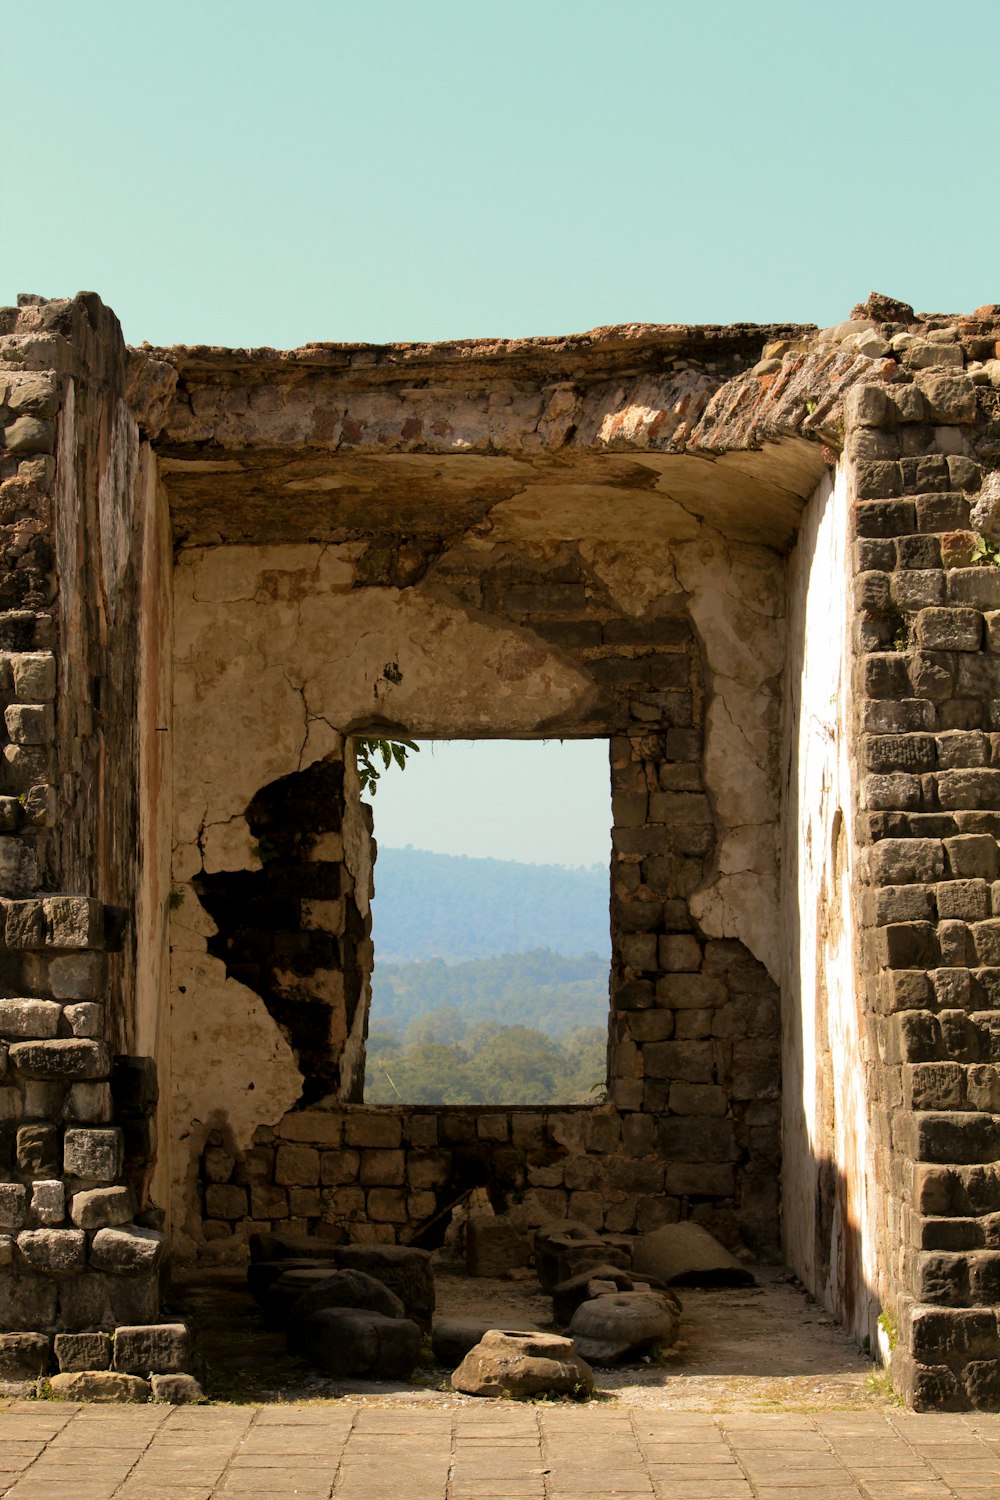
(551, 1264, 679, 1326)
(534, 1231, 632, 1293)
(300, 1307, 421, 1380)
(466, 1216, 531, 1277)
(286, 1269, 405, 1355)
(451, 1329, 594, 1399)
(114, 1323, 190, 1375)
(631, 1221, 755, 1287)
(54, 1331, 111, 1372)
(567, 1290, 681, 1365)
(432, 1316, 509, 1367)
(48, 1371, 150, 1402)
(247, 1256, 337, 1306)
(150, 1372, 205, 1403)
(248, 1229, 337, 1262)
(335, 1244, 435, 1332)
(0, 1331, 50, 1379)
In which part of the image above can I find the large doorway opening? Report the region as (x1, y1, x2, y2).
(362, 739, 612, 1105)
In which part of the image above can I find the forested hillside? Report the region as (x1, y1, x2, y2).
(364, 851, 611, 1105)
(370, 847, 609, 961)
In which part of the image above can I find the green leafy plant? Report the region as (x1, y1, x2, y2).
(168, 887, 186, 911)
(877, 1309, 898, 1351)
(971, 533, 1000, 566)
(355, 737, 419, 796)
(250, 835, 279, 864)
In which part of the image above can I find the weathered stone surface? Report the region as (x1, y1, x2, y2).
(297, 1306, 421, 1379)
(285, 1269, 405, 1355)
(150, 1372, 205, 1403)
(54, 1331, 111, 1372)
(89, 1225, 164, 1275)
(0, 1182, 27, 1230)
(70, 1186, 132, 1229)
(0, 999, 61, 1040)
(47, 1370, 150, 1402)
(9, 1038, 109, 1079)
(334, 1244, 435, 1331)
(63, 1126, 123, 1181)
(113, 1323, 190, 1375)
(631, 1222, 755, 1287)
(551, 1264, 676, 1326)
(466, 1216, 531, 1277)
(431, 1316, 509, 1368)
(451, 1329, 594, 1398)
(535, 1229, 632, 1293)
(567, 1290, 680, 1364)
(29, 1179, 65, 1226)
(16, 1228, 85, 1274)
(0, 1331, 49, 1378)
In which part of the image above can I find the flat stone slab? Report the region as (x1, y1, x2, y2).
(631, 1222, 756, 1287)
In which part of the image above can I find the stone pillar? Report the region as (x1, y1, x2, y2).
(0, 295, 180, 1393)
(845, 307, 1000, 1409)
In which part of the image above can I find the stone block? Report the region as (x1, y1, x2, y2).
(0, 836, 38, 896)
(466, 1216, 530, 1276)
(643, 1040, 714, 1082)
(4, 703, 53, 745)
(656, 1117, 738, 1162)
(62, 1003, 102, 1038)
(64, 1126, 123, 1182)
(45, 952, 107, 1000)
(343, 1113, 402, 1148)
(0, 1182, 27, 1231)
(2, 898, 44, 948)
(114, 1322, 190, 1375)
(250, 1184, 289, 1218)
(664, 1162, 735, 1197)
(9, 1038, 110, 1079)
(8, 651, 55, 701)
(203, 1183, 248, 1219)
(70, 1186, 133, 1229)
(48, 1370, 150, 1402)
(277, 1110, 343, 1145)
(64, 1081, 113, 1123)
(274, 1144, 320, 1186)
(367, 1186, 407, 1222)
(0, 999, 61, 1040)
(89, 1224, 164, 1275)
(17, 1227, 85, 1273)
(42, 896, 105, 949)
(916, 608, 983, 652)
(54, 1331, 111, 1372)
(0, 1332, 49, 1379)
(16, 1122, 59, 1175)
(30, 1179, 64, 1225)
(869, 838, 945, 884)
(668, 1082, 728, 1116)
(150, 1372, 204, 1403)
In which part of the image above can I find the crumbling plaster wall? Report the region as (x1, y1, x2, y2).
(782, 465, 877, 1348)
(166, 516, 787, 1254)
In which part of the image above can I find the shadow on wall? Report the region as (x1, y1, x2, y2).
(193, 756, 370, 1105)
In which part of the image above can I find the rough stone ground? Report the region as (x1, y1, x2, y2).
(172, 1260, 884, 1412)
(0, 1398, 998, 1499)
(0, 1264, 998, 1498)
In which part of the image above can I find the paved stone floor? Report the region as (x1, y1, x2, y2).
(1, 1400, 1000, 1500)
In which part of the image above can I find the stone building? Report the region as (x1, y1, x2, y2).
(0, 289, 999, 1407)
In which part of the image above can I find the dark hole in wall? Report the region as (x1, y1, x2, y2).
(193, 756, 367, 1105)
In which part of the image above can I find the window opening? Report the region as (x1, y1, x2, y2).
(362, 739, 611, 1105)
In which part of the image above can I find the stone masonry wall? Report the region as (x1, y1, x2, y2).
(842, 303, 1000, 1408)
(0, 296, 166, 1369)
(174, 539, 782, 1261)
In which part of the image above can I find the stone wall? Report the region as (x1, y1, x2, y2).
(0, 295, 166, 1356)
(168, 534, 783, 1261)
(841, 308, 1000, 1407)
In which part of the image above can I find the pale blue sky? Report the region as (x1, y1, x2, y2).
(2, 0, 996, 866)
(2, 1, 996, 347)
(370, 740, 610, 867)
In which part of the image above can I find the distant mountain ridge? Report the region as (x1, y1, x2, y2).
(370, 846, 610, 962)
